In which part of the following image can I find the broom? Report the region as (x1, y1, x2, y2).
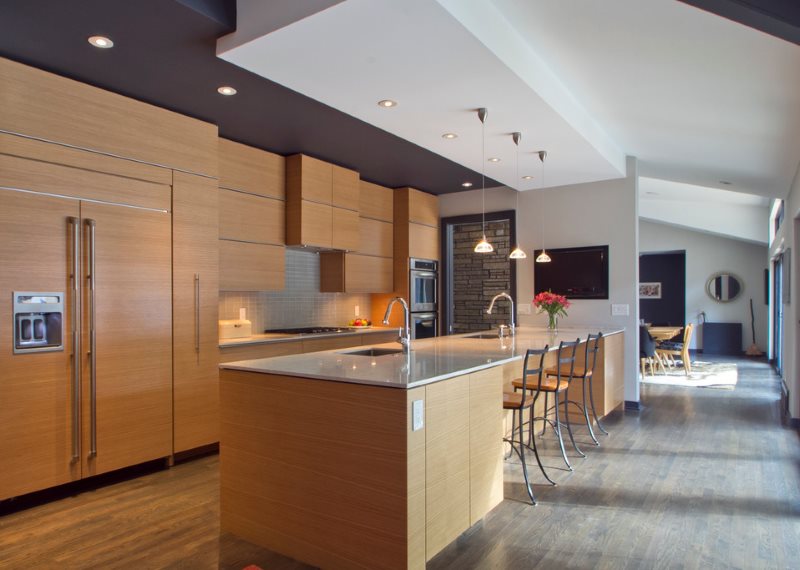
(745, 298, 763, 356)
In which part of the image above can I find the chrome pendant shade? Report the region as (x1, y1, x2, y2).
(535, 149, 551, 263)
(509, 131, 527, 260)
(474, 107, 494, 254)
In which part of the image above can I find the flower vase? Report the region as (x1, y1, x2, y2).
(547, 313, 558, 332)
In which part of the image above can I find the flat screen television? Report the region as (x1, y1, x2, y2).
(534, 245, 609, 299)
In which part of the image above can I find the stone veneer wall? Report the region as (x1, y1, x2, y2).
(219, 249, 371, 332)
(452, 220, 511, 333)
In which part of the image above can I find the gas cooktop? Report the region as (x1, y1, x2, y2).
(265, 327, 354, 335)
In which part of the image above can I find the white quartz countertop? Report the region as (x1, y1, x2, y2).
(220, 326, 625, 389)
(219, 327, 398, 347)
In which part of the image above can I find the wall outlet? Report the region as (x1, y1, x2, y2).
(611, 303, 629, 316)
(412, 400, 424, 431)
(518, 303, 532, 315)
(354, 305, 360, 317)
(239, 307, 247, 321)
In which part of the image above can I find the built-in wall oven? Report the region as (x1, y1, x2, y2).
(409, 258, 438, 339)
(411, 312, 438, 340)
(410, 258, 437, 313)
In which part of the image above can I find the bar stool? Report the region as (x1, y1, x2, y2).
(513, 339, 583, 471)
(544, 332, 607, 446)
(503, 346, 555, 504)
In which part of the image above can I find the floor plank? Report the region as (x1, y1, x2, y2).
(0, 356, 797, 569)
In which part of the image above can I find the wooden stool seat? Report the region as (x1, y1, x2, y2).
(512, 376, 568, 392)
(503, 391, 534, 409)
(544, 365, 590, 379)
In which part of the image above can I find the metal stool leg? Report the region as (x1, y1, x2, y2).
(587, 374, 608, 435)
(552, 391, 572, 471)
(510, 409, 535, 504)
(581, 378, 600, 446)
(563, 387, 585, 458)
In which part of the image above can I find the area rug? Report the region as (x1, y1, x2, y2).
(641, 360, 738, 389)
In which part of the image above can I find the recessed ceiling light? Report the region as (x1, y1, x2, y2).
(461, 182, 473, 188)
(217, 86, 237, 96)
(377, 99, 397, 108)
(488, 157, 501, 163)
(522, 175, 534, 180)
(442, 133, 458, 140)
(88, 36, 114, 49)
(719, 180, 732, 185)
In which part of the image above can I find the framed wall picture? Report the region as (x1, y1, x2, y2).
(639, 282, 662, 299)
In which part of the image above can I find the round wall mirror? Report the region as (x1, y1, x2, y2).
(706, 272, 743, 303)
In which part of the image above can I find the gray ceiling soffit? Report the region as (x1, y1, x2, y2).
(679, 0, 800, 45)
(175, 0, 237, 31)
(0, 0, 497, 195)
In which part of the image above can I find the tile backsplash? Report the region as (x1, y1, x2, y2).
(219, 249, 371, 331)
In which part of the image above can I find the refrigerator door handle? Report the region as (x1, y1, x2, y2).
(195, 273, 200, 354)
(86, 218, 97, 458)
(69, 216, 81, 463)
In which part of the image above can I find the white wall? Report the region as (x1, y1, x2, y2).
(639, 221, 768, 351)
(769, 161, 800, 420)
(440, 156, 640, 403)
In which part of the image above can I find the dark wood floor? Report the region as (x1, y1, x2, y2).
(1, 357, 797, 569)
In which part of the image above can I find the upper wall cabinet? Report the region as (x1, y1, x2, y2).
(218, 139, 286, 291)
(359, 180, 393, 223)
(286, 154, 359, 250)
(395, 187, 440, 263)
(219, 138, 285, 199)
(1, 57, 217, 178)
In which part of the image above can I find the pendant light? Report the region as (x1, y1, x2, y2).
(509, 131, 527, 260)
(535, 150, 552, 263)
(474, 107, 494, 253)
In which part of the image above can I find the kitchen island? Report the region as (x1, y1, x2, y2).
(219, 327, 624, 570)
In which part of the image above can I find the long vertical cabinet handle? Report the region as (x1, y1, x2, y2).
(69, 217, 81, 462)
(86, 219, 97, 458)
(194, 273, 200, 354)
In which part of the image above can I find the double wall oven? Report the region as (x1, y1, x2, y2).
(409, 258, 438, 339)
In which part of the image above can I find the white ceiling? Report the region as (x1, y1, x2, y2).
(218, 0, 800, 203)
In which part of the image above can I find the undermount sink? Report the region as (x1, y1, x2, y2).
(340, 347, 405, 357)
(466, 333, 504, 339)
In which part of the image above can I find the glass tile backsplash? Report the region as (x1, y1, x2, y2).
(218, 249, 371, 331)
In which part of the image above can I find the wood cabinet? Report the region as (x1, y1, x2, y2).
(319, 253, 393, 293)
(371, 187, 440, 327)
(219, 240, 285, 291)
(320, 181, 394, 293)
(359, 180, 394, 222)
(286, 154, 359, 250)
(219, 139, 286, 291)
(219, 138, 284, 199)
(173, 172, 220, 453)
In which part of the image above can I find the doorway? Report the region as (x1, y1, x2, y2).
(440, 210, 517, 335)
(639, 251, 686, 327)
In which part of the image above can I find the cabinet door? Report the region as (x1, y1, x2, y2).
(299, 200, 333, 248)
(408, 222, 440, 261)
(80, 201, 173, 476)
(219, 138, 285, 199)
(345, 255, 393, 293)
(219, 188, 284, 245)
(0, 189, 81, 500)
(173, 172, 220, 453)
(407, 188, 439, 227)
(359, 218, 393, 258)
(359, 181, 393, 222)
(332, 164, 359, 208)
(332, 207, 359, 251)
(219, 240, 285, 291)
(287, 154, 332, 204)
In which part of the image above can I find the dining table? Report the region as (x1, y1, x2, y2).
(646, 325, 683, 372)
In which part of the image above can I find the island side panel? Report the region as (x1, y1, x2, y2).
(220, 369, 412, 570)
(602, 332, 626, 414)
(425, 375, 470, 561)
(468, 367, 505, 526)
(406, 387, 426, 569)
